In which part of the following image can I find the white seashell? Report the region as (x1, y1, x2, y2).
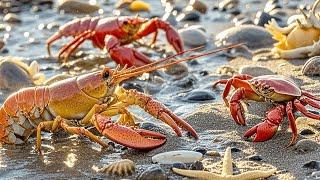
(99, 159, 135, 176)
(152, 150, 203, 164)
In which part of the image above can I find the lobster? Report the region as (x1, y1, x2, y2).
(0, 44, 242, 151)
(46, 16, 184, 67)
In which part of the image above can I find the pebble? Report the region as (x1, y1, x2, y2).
(189, 161, 204, 170)
(215, 25, 276, 50)
(192, 147, 207, 155)
(0, 40, 5, 51)
(162, 12, 178, 26)
(98, 159, 135, 176)
(188, 0, 207, 14)
(254, 11, 278, 27)
(173, 76, 194, 88)
(248, 155, 263, 161)
(310, 171, 320, 178)
(206, 150, 220, 157)
(137, 166, 167, 180)
(199, 70, 208, 76)
(239, 65, 275, 76)
(230, 147, 241, 153)
(3, 13, 22, 23)
(303, 161, 320, 170)
(302, 56, 320, 76)
(129, 0, 151, 12)
(184, 90, 215, 102)
(218, 0, 239, 11)
(152, 150, 203, 164)
(176, 11, 201, 22)
(300, 129, 315, 135)
(122, 82, 144, 93)
(294, 139, 320, 153)
(172, 163, 187, 170)
(57, 0, 100, 14)
(0, 60, 33, 90)
(140, 122, 167, 135)
(178, 27, 207, 47)
(164, 62, 188, 78)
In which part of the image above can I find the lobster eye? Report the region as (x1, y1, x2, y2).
(103, 71, 109, 79)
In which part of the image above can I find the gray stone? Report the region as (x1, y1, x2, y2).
(239, 65, 275, 76)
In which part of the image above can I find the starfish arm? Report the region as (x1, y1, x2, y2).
(231, 169, 276, 180)
(172, 168, 226, 180)
(222, 147, 233, 176)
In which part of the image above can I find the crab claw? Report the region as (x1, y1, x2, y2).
(165, 27, 184, 53)
(244, 105, 285, 142)
(244, 121, 279, 142)
(93, 114, 166, 150)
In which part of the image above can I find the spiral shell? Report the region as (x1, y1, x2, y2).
(99, 159, 135, 176)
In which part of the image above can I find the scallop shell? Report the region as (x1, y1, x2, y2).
(99, 159, 135, 176)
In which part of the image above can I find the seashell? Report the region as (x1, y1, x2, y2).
(302, 56, 320, 76)
(152, 150, 203, 164)
(98, 159, 135, 176)
(129, 0, 151, 12)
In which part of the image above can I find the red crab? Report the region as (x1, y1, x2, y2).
(46, 16, 183, 67)
(213, 74, 320, 146)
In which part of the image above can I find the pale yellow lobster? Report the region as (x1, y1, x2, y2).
(0, 44, 242, 151)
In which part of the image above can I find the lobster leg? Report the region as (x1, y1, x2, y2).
(286, 101, 298, 146)
(104, 35, 153, 67)
(134, 18, 183, 53)
(244, 105, 286, 142)
(36, 116, 108, 152)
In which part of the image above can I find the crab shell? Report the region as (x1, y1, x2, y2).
(248, 75, 301, 102)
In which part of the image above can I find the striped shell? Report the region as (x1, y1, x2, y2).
(99, 159, 135, 176)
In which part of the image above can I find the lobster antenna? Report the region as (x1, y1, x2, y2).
(120, 45, 206, 75)
(115, 43, 244, 80)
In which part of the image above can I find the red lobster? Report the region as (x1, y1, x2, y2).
(46, 16, 183, 67)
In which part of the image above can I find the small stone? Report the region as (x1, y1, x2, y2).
(173, 76, 194, 88)
(199, 70, 208, 76)
(254, 11, 280, 27)
(230, 147, 241, 153)
(189, 161, 204, 170)
(310, 171, 320, 178)
(188, 0, 207, 14)
(294, 139, 320, 153)
(303, 161, 320, 170)
(178, 27, 207, 47)
(172, 163, 187, 170)
(192, 147, 207, 155)
(302, 56, 320, 76)
(184, 90, 215, 102)
(206, 150, 220, 157)
(164, 62, 189, 78)
(3, 13, 21, 23)
(140, 122, 167, 135)
(152, 150, 203, 164)
(129, 0, 151, 12)
(239, 65, 275, 77)
(162, 12, 178, 26)
(122, 82, 144, 92)
(0, 39, 5, 51)
(219, 0, 239, 11)
(137, 166, 167, 180)
(248, 155, 263, 161)
(300, 129, 315, 135)
(176, 11, 201, 22)
(215, 25, 275, 50)
(58, 0, 100, 14)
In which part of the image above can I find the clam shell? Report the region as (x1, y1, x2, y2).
(152, 150, 203, 164)
(302, 56, 320, 76)
(99, 159, 135, 176)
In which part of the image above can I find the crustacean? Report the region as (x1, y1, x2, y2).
(46, 16, 183, 67)
(265, 0, 320, 59)
(0, 44, 241, 151)
(213, 74, 320, 145)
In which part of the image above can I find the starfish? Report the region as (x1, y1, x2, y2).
(172, 147, 276, 180)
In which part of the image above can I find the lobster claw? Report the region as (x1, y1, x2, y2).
(93, 114, 166, 150)
(243, 121, 279, 142)
(165, 27, 184, 53)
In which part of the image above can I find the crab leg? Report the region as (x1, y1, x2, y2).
(294, 99, 320, 119)
(302, 91, 320, 101)
(93, 114, 166, 150)
(229, 88, 247, 125)
(286, 102, 298, 146)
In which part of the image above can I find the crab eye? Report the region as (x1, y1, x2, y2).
(123, 20, 128, 25)
(103, 71, 109, 79)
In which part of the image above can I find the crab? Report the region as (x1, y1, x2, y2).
(213, 74, 320, 145)
(265, 0, 320, 59)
